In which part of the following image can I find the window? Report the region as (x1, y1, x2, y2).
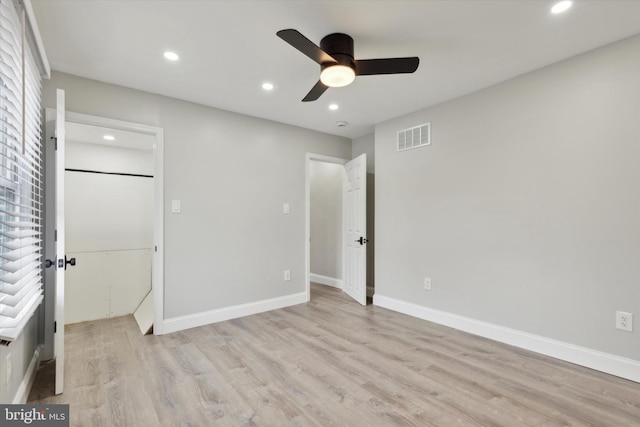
(0, 0, 48, 342)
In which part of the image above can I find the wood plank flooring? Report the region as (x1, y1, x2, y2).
(29, 284, 640, 426)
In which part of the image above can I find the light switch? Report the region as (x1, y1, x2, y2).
(171, 200, 181, 214)
(283, 203, 290, 214)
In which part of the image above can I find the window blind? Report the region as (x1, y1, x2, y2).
(0, 0, 44, 342)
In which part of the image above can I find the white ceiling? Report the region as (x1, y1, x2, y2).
(31, 0, 640, 139)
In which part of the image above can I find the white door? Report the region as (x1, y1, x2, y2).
(53, 89, 66, 395)
(343, 154, 367, 305)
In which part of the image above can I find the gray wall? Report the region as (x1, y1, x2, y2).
(43, 71, 351, 319)
(309, 161, 342, 280)
(352, 133, 375, 174)
(375, 34, 640, 360)
(0, 313, 39, 403)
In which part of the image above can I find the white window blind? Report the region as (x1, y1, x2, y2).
(0, 0, 44, 342)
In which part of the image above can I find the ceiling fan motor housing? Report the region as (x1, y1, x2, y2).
(320, 33, 355, 70)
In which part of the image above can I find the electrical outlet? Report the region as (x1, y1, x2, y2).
(424, 277, 432, 291)
(616, 311, 633, 332)
(284, 270, 291, 281)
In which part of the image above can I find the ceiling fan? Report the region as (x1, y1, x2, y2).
(276, 29, 420, 102)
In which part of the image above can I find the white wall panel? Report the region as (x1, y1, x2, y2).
(109, 250, 152, 317)
(64, 252, 109, 323)
(65, 171, 153, 253)
(65, 249, 151, 324)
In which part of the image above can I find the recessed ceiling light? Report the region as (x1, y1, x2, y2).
(551, 1, 572, 14)
(329, 104, 339, 111)
(103, 134, 115, 141)
(262, 82, 274, 91)
(163, 51, 179, 61)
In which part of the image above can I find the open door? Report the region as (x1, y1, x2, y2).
(53, 89, 68, 395)
(343, 154, 367, 305)
(45, 89, 68, 395)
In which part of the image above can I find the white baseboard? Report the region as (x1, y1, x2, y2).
(161, 292, 308, 335)
(373, 294, 640, 383)
(310, 273, 343, 289)
(12, 345, 41, 404)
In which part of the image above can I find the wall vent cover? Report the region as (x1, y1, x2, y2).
(397, 122, 430, 152)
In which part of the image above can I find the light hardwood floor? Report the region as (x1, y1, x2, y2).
(29, 284, 640, 426)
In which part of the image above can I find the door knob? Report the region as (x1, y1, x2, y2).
(64, 255, 76, 270)
(47, 256, 77, 270)
(355, 237, 369, 245)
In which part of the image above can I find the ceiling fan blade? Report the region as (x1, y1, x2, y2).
(277, 29, 337, 65)
(302, 80, 329, 102)
(354, 57, 420, 76)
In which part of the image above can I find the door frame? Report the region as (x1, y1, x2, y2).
(43, 111, 165, 358)
(304, 153, 348, 301)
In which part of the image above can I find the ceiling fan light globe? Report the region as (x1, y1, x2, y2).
(320, 65, 355, 87)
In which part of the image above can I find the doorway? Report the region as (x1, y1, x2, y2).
(305, 153, 370, 305)
(42, 110, 164, 363)
(309, 160, 343, 289)
(64, 122, 154, 325)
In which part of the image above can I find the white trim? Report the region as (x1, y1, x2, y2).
(23, 0, 51, 78)
(63, 112, 165, 335)
(305, 153, 348, 302)
(64, 111, 162, 136)
(162, 292, 308, 334)
(53, 90, 65, 395)
(12, 345, 41, 404)
(310, 273, 343, 289)
(152, 128, 165, 334)
(374, 294, 640, 383)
